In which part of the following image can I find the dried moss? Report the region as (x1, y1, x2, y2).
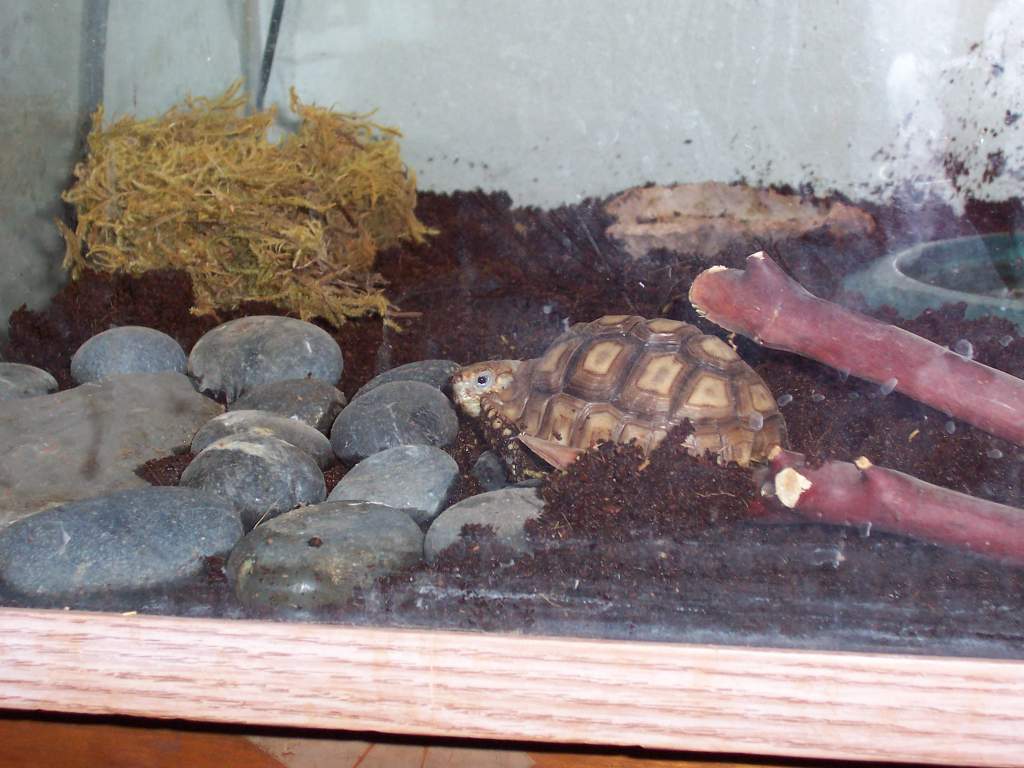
(60, 82, 434, 327)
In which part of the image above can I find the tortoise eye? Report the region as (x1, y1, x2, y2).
(475, 372, 492, 387)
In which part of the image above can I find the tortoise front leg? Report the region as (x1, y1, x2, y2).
(479, 400, 541, 483)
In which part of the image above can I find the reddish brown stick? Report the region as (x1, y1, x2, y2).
(763, 448, 1024, 563)
(689, 251, 1024, 445)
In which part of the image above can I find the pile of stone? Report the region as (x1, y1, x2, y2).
(0, 316, 542, 614)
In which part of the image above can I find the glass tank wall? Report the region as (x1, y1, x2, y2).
(2, 0, 1024, 659)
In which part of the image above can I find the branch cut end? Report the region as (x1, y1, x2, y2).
(775, 467, 812, 509)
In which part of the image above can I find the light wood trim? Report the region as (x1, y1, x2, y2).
(1, 607, 1022, 766)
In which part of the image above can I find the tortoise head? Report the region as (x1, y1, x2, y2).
(451, 360, 522, 417)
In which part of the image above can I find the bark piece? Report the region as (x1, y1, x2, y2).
(605, 182, 875, 260)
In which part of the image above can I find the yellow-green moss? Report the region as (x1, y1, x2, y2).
(60, 81, 434, 327)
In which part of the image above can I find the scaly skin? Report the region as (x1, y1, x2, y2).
(452, 360, 541, 480)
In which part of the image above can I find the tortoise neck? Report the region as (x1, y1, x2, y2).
(497, 359, 533, 421)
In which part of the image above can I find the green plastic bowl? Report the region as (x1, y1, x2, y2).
(843, 233, 1024, 329)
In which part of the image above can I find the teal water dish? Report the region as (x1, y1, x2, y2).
(843, 233, 1024, 329)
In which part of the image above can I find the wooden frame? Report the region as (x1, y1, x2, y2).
(1, 607, 1022, 766)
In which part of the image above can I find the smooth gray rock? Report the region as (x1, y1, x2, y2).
(70, 326, 187, 384)
(471, 450, 509, 491)
(0, 486, 242, 604)
(228, 500, 423, 612)
(188, 315, 343, 403)
(179, 435, 326, 530)
(353, 359, 460, 400)
(228, 377, 346, 434)
(191, 410, 335, 469)
(0, 372, 222, 526)
(328, 445, 458, 526)
(0, 363, 58, 400)
(424, 487, 544, 563)
(330, 380, 459, 463)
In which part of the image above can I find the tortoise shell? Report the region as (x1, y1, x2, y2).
(453, 315, 787, 466)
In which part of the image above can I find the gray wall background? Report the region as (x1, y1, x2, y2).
(1, 2, 84, 339)
(3, 0, 1022, 336)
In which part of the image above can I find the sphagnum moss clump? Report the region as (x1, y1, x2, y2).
(60, 81, 434, 327)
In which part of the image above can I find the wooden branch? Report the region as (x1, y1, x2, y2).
(689, 252, 1024, 445)
(761, 448, 1024, 563)
(2, 608, 1024, 766)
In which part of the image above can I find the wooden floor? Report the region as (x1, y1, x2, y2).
(0, 714, 862, 768)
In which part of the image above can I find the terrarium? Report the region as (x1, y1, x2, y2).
(2, 2, 1024, 765)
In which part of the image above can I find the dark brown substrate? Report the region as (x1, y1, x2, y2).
(5, 190, 1024, 658)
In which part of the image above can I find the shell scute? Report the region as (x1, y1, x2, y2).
(543, 392, 588, 445)
(617, 351, 693, 414)
(566, 337, 641, 401)
(533, 337, 586, 392)
(574, 402, 626, 448)
(632, 317, 701, 345)
(676, 371, 735, 420)
(685, 333, 744, 372)
(592, 314, 637, 330)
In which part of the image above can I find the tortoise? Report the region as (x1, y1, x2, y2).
(452, 314, 787, 471)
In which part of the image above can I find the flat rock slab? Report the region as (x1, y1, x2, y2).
(70, 325, 187, 384)
(605, 182, 876, 260)
(424, 487, 544, 563)
(228, 377, 346, 434)
(180, 435, 326, 530)
(328, 445, 459, 526)
(188, 315, 344, 403)
(228, 500, 423, 613)
(353, 359, 460, 400)
(330, 380, 459, 463)
(192, 410, 335, 469)
(0, 486, 242, 605)
(0, 372, 222, 526)
(0, 363, 59, 400)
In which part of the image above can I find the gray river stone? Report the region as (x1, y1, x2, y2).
(327, 445, 458, 526)
(0, 486, 242, 603)
(228, 377, 346, 434)
(188, 315, 343, 403)
(471, 450, 510, 491)
(191, 410, 335, 469)
(353, 359, 460, 400)
(0, 363, 58, 400)
(424, 487, 544, 563)
(228, 500, 423, 612)
(179, 435, 326, 530)
(0, 372, 222, 526)
(70, 325, 187, 385)
(330, 380, 459, 463)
